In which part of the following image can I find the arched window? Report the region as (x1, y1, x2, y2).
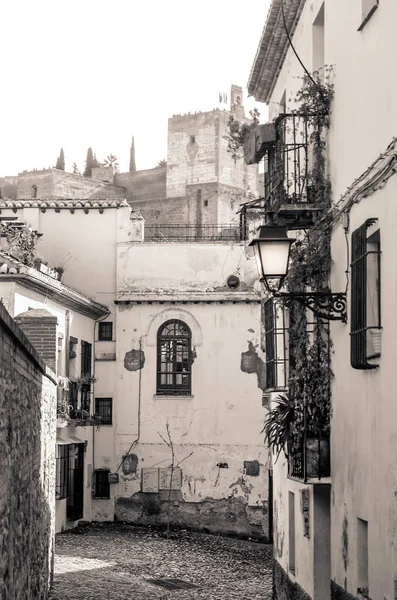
(157, 320, 192, 395)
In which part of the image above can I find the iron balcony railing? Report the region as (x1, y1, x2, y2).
(288, 434, 330, 482)
(263, 113, 313, 216)
(144, 223, 248, 243)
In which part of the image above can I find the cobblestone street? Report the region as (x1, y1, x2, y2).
(50, 524, 273, 600)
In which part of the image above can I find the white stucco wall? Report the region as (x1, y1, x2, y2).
(261, 0, 397, 597)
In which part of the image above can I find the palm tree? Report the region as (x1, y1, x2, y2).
(103, 154, 119, 170)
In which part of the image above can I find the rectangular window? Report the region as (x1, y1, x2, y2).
(289, 492, 296, 574)
(190, 135, 196, 144)
(98, 322, 113, 341)
(93, 469, 110, 499)
(95, 398, 113, 425)
(81, 340, 92, 376)
(358, 0, 379, 31)
(56, 444, 69, 500)
(66, 443, 84, 521)
(81, 340, 92, 413)
(350, 219, 381, 369)
(69, 381, 78, 410)
(312, 3, 324, 74)
(357, 518, 369, 596)
(263, 298, 288, 389)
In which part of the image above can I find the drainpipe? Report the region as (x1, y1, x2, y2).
(65, 310, 70, 378)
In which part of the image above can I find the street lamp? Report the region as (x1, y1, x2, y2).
(249, 224, 347, 322)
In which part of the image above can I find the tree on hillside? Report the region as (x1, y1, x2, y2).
(83, 147, 94, 177)
(103, 154, 119, 170)
(92, 153, 101, 169)
(55, 148, 65, 170)
(72, 162, 79, 174)
(129, 136, 136, 172)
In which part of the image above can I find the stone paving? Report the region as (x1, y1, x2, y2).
(50, 523, 273, 599)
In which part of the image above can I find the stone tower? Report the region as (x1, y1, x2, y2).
(165, 85, 258, 225)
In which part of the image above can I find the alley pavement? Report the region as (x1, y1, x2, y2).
(50, 523, 273, 599)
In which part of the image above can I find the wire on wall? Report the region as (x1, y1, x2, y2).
(115, 336, 143, 473)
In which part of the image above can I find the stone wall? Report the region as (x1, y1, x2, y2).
(273, 560, 313, 600)
(16, 169, 126, 200)
(0, 302, 56, 599)
(115, 167, 166, 203)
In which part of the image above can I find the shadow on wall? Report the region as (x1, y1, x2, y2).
(0, 305, 56, 598)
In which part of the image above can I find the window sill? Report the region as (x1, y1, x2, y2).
(154, 394, 194, 400)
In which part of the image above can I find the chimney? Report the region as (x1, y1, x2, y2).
(15, 309, 58, 373)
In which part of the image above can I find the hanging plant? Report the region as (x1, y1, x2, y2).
(262, 394, 295, 462)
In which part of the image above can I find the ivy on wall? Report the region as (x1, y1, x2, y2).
(285, 68, 335, 449)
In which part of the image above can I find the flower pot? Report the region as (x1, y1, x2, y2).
(306, 438, 330, 478)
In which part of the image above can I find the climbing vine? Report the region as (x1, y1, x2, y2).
(1, 221, 39, 266)
(285, 68, 335, 451)
(224, 108, 260, 161)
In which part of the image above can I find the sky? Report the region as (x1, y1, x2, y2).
(0, 0, 270, 176)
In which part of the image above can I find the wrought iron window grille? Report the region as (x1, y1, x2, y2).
(98, 322, 113, 341)
(350, 218, 381, 369)
(56, 445, 69, 500)
(95, 398, 113, 425)
(93, 469, 110, 499)
(263, 298, 289, 390)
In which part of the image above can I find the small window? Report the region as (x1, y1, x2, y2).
(190, 135, 195, 144)
(358, 0, 379, 31)
(263, 298, 288, 389)
(95, 398, 113, 425)
(357, 518, 369, 597)
(93, 469, 110, 499)
(288, 492, 296, 574)
(56, 445, 69, 499)
(157, 320, 192, 395)
(350, 219, 381, 369)
(204, 200, 208, 207)
(98, 322, 113, 341)
(31, 185, 37, 199)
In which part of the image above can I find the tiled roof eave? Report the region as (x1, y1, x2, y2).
(0, 199, 129, 210)
(248, 0, 307, 104)
(1, 272, 110, 318)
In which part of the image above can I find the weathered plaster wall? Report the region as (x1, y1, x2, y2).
(0, 303, 56, 598)
(100, 292, 269, 538)
(117, 241, 260, 296)
(0, 204, 131, 304)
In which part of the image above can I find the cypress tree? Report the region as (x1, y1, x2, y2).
(55, 148, 65, 170)
(83, 147, 94, 177)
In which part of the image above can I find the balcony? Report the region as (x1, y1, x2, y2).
(288, 434, 330, 483)
(245, 114, 323, 230)
(144, 223, 247, 243)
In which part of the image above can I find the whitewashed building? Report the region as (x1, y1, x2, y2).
(248, 1, 397, 599)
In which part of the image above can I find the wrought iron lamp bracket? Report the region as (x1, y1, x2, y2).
(274, 291, 347, 322)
